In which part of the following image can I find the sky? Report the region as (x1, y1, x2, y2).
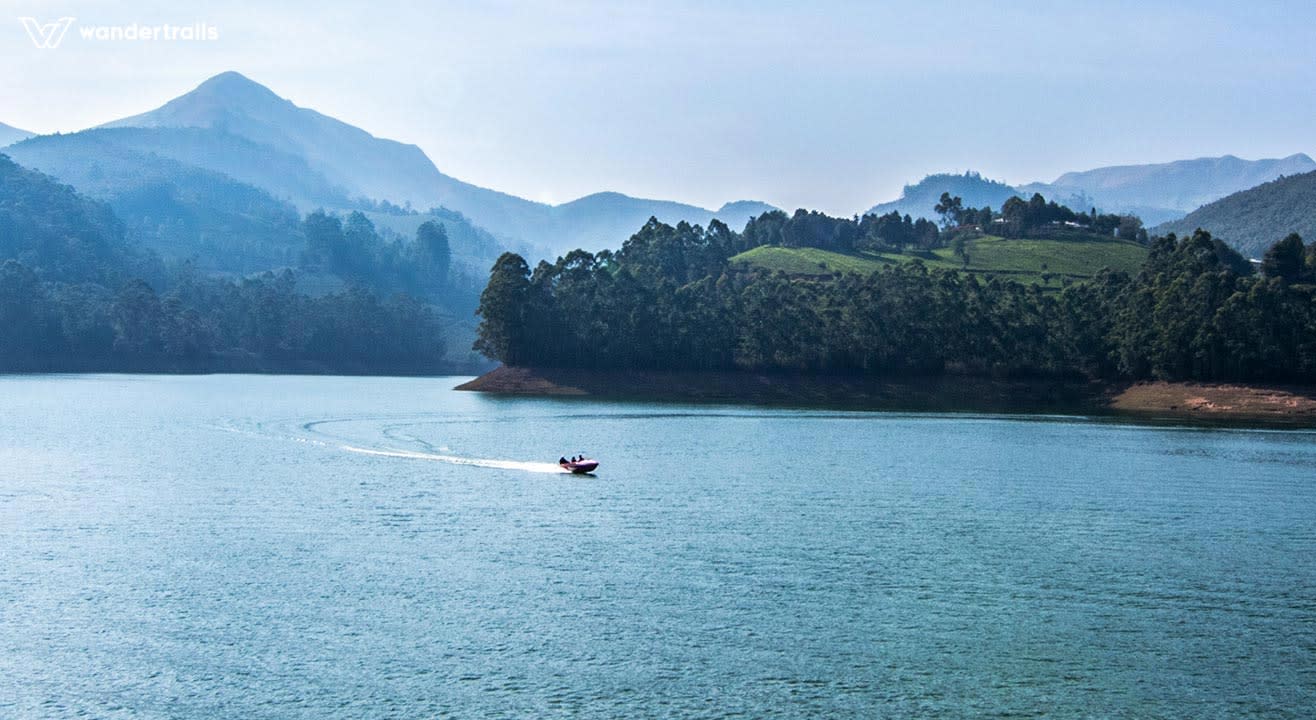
(3, 0, 1314, 215)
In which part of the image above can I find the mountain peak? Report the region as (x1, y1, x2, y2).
(101, 71, 292, 131)
(172, 70, 292, 114)
(192, 71, 281, 101)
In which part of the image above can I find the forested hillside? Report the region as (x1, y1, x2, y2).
(8, 132, 316, 274)
(476, 208, 1316, 384)
(1154, 171, 1316, 258)
(0, 154, 464, 373)
(5, 127, 512, 275)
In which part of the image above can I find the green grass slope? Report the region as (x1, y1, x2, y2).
(732, 235, 1147, 284)
(732, 246, 895, 275)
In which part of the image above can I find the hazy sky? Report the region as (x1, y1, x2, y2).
(4, 0, 1314, 214)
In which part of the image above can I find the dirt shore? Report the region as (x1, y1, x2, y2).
(1109, 382, 1316, 423)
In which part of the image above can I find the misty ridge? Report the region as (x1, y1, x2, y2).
(5, 72, 1312, 262)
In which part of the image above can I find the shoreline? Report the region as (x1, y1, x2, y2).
(457, 366, 1316, 426)
(0, 355, 492, 377)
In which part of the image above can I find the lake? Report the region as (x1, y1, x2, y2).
(2, 374, 1314, 718)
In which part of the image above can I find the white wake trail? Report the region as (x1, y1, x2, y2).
(340, 445, 568, 474)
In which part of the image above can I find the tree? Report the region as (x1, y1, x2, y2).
(302, 210, 345, 272)
(935, 192, 964, 228)
(999, 196, 1028, 237)
(111, 279, 163, 356)
(1262, 233, 1306, 283)
(952, 235, 970, 266)
(912, 218, 940, 250)
(474, 253, 532, 364)
(340, 212, 379, 279)
(1117, 215, 1146, 243)
(415, 220, 451, 290)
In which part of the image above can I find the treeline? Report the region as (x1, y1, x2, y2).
(476, 217, 1316, 383)
(739, 208, 942, 253)
(941, 192, 1146, 241)
(0, 261, 449, 373)
(726, 192, 1145, 258)
(1009, 195, 1145, 240)
(0, 154, 457, 373)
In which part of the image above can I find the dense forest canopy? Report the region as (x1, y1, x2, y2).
(0, 154, 470, 373)
(476, 203, 1316, 384)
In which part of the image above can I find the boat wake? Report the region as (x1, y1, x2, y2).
(339, 444, 568, 474)
(209, 418, 571, 474)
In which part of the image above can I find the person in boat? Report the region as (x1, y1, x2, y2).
(559, 456, 568, 465)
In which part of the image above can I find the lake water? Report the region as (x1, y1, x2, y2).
(2, 374, 1315, 718)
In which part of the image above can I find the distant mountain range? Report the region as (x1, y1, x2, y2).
(89, 72, 775, 256)
(0, 122, 33, 148)
(1021, 153, 1316, 226)
(868, 155, 1316, 228)
(1153, 170, 1316, 258)
(9, 71, 1314, 262)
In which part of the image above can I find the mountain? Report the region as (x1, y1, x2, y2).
(1152, 170, 1316, 258)
(6, 132, 307, 274)
(0, 122, 33, 148)
(865, 156, 1315, 228)
(101, 72, 458, 211)
(1022, 154, 1316, 226)
(99, 72, 775, 256)
(5, 126, 509, 273)
(78, 126, 353, 208)
(866, 172, 1021, 220)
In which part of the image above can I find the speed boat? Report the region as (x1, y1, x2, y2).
(559, 458, 599, 474)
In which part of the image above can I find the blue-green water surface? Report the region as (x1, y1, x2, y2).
(2, 374, 1314, 718)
